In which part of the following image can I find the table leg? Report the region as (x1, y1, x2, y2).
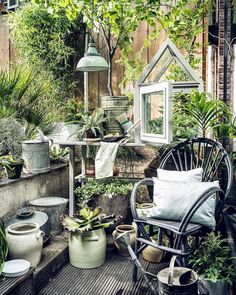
(81, 145, 86, 175)
(69, 146, 75, 217)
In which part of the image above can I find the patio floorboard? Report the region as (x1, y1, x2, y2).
(37, 252, 166, 295)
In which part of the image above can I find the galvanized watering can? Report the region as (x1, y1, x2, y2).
(157, 255, 207, 295)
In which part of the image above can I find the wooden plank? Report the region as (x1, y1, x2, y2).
(0, 16, 10, 71)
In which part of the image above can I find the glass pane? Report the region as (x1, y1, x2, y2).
(143, 91, 165, 136)
(144, 48, 172, 83)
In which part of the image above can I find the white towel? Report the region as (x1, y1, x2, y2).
(95, 141, 120, 179)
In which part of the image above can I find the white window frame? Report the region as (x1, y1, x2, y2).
(139, 81, 173, 144)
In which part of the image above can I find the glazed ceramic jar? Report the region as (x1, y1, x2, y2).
(6, 222, 44, 267)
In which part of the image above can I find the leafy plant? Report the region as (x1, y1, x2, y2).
(189, 232, 235, 284)
(62, 99, 84, 122)
(73, 109, 108, 139)
(75, 178, 133, 208)
(50, 146, 69, 164)
(0, 218, 8, 275)
(62, 207, 119, 234)
(181, 91, 229, 138)
(0, 155, 23, 170)
(0, 117, 26, 158)
(9, 2, 84, 99)
(0, 67, 57, 138)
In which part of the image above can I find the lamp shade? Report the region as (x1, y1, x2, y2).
(77, 38, 109, 72)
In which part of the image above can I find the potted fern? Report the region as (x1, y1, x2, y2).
(189, 232, 235, 295)
(62, 207, 119, 268)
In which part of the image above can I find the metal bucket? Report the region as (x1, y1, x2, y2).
(22, 140, 51, 174)
(157, 256, 198, 295)
(101, 96, 130, 134)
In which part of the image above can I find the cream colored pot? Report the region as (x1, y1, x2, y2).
(6, 222, 44, 267)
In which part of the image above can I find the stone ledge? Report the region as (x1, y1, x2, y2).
(0, 163, 69, 188)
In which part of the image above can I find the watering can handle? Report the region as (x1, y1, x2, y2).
(167, 255, 178, 285)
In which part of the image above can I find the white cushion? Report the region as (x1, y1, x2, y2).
(157, 168, 203, 182)
(150, 178, 219, 230)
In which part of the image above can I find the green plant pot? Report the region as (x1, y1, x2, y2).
(69, 228, 106, 268)
(201, 279, 228, 295)
(5, 161, 23, 179)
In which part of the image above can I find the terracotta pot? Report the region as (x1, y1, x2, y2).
(142, 238, 164, 263)
(112, 224, 136, 256)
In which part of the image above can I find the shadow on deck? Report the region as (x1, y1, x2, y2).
(37, 252, 166, 295)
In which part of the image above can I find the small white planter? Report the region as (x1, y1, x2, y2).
(6, 222, 44, 267)
(69, 228, 106, 269)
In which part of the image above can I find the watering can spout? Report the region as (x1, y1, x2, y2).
(116, 231, 130, 246)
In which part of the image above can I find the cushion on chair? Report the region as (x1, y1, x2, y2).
(150, 179, 219, 230)
(157, 168, 203, 182)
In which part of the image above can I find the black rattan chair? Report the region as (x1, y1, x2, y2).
(131, 138, 233, 282)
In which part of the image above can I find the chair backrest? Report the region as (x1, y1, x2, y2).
(159, 138, 233, 198)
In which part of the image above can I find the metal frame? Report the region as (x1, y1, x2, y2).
(131, 138, 233, 283)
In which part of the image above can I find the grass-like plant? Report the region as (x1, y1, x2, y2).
(62, 207, 120, 234)
(189, 232, 235, 284)
(0, 219, 8, 275)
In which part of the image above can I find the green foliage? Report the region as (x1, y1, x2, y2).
(62, 207, 118, 233)
(9, 2, 84, 99)
(73, 109, 108, 139)
(181, 91, 229, 138)
(75, 178, 133, 208)
(50, 146, 69, 164)
(0, 67, 57, 138)
(0, 219, 8, 275)
(0, 117, 26, 158)
(33, 0, 161, 96)
(189, 232, 235, 283)
(0, 154, 23, 170)
(61, 99, 84, 122)
(172, 92, 198, 140)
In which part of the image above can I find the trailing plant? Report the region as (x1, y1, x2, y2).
(0, 218, 8, 275)
(75, 178, 133, 208)
(189, 232, 235, 284)
(62, 207, 120, 234)
(9, 2, 84, 99)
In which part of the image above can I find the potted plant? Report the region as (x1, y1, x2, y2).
(62, 207, 119, 268)
(0, 155, 24, 179)
(189, 232, 236, 295)
(74, 178, 133, 223)
(73, 108, 108, 141)
(0, 218, 8, 275)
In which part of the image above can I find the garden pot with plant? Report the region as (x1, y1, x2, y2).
(75, 178, 133, 224)
(62, 207, 119, 268)
(0, 155, 24, 179)
(0, 219, 8, 275)
(189, 232, 236, 295)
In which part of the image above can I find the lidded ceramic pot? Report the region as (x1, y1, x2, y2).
(6, 222, 44, 267)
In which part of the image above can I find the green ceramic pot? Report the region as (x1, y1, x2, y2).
(69, 228, 106, 269)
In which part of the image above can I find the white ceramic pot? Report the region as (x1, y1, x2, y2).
(69, 228, 106, 269)
(6, 222, 44, 267)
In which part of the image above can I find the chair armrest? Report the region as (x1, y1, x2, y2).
(178, 186, 225, 232)
(130, 178, 153, 220)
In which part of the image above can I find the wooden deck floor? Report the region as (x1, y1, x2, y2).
(37, 252, 166, 295)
